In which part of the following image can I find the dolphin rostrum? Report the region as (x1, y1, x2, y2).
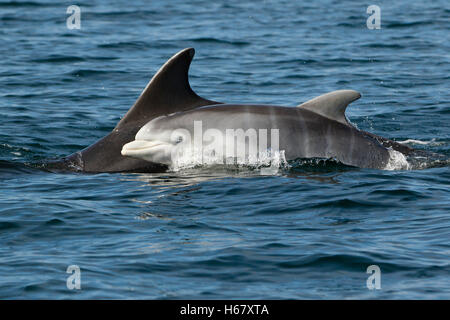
(53, 48, 417, 172)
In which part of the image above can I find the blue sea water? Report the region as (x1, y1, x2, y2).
(0, 0, 449, 299)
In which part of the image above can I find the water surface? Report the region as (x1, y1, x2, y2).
(0, 0, 449, 299)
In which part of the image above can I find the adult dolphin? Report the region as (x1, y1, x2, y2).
(52, 47, 416, 172)
(51, 48, 222, 172)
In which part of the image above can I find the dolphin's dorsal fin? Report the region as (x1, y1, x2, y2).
(115, 48, 221, 129)
(297, 90, 361, 125)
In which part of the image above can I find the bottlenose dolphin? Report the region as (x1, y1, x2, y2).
(54, 48, 417, 172)
(121, 93, 412, 170)
(53, 48, 222, 172)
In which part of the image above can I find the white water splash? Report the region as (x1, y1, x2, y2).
(67, 151, 84, 171)
(170, 148, 288, 174)
(384, 148, 411, 170)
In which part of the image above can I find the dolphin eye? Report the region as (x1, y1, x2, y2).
(175, 136, 183, 144)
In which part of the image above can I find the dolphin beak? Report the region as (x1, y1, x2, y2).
(121, 140, 167, 157)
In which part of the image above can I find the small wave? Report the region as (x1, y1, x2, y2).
(30, 55, 119, 64)
(0, 221, 20, 231)
(273, 58, 318, 65)
(0, 1, 54, 7)
(188, 37, 250, 46)
(397, 138, 444, 146)
(29, 55, 85, 63)
(0, 160, 39, 178)
(0, 143, 34, 159)
(362, 43, 405, 49)
(98, 41, 151, 49)
(89, 10, 158, 18)
(385, 20, 434, 28)
(68, 69, 128, 78)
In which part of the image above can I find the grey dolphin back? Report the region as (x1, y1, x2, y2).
(297, 90, 416, 157)
(297, 90, 361, 125)
(115, 48, 221, 130)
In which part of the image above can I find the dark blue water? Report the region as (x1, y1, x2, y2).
(1, 0, 449, 299)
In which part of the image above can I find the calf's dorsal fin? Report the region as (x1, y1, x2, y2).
(297, 90, 361, 125)
(115, 48, 221, 129)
